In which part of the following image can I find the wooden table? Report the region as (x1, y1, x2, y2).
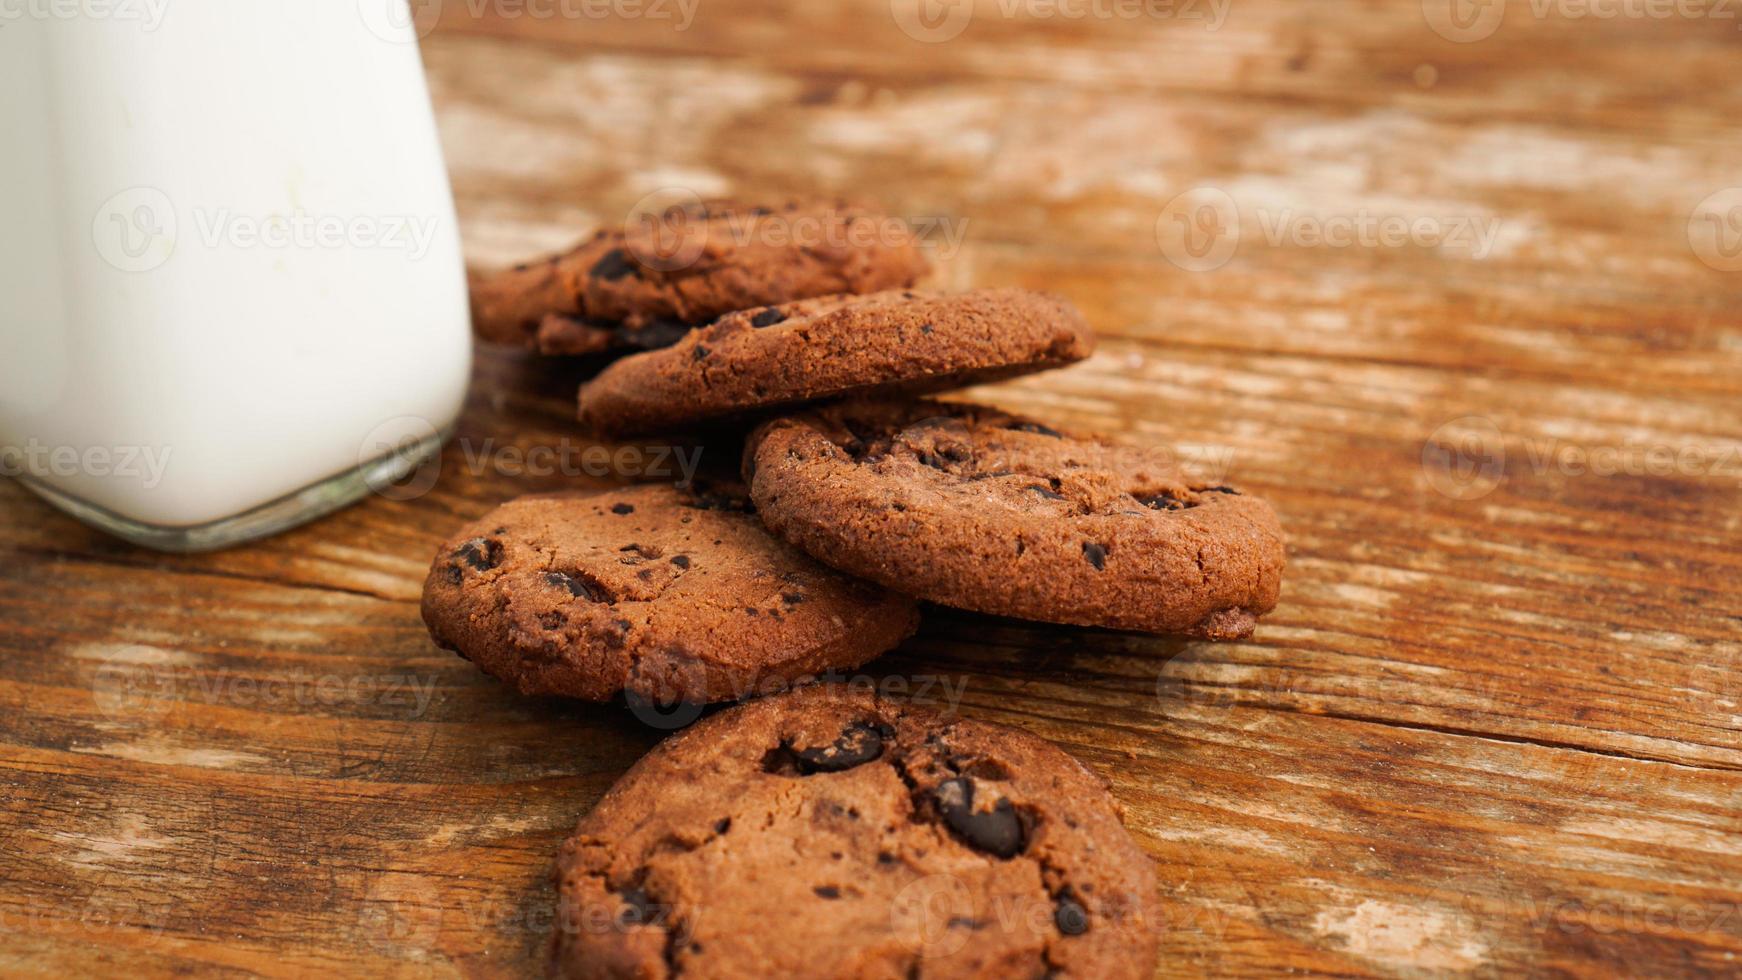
(4, 2, 1740, 976)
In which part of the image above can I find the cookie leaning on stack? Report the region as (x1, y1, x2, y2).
(469, 199, 930, 356)
(577, 288, 1094, 436)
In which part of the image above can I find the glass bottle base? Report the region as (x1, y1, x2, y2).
(15, 428, 450, 553)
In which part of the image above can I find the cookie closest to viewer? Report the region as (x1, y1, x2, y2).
(744, 400, 1285, 638)
(576, 288, 1095, 436)
(550, 684, 1160, 979)
(470, 200, 931, 354)
(420, 484, 919, 705)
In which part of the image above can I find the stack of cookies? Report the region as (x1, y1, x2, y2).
(422, 200, 1287, 977)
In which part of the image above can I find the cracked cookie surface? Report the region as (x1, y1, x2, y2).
(744, 400, 1286, 638)
(419, 485, 919, 703)
(549, 684, 1159, 979)
(576, 288, 1094, 436)
(470, 200, 930, 354)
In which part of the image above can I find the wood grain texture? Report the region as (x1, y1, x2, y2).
(3, 2, 1740, 976)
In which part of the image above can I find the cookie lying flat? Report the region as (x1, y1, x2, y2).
(471, 200, 930, 354)
(576, 288, 1094, 436)
(550, 684, 1159, 979)
(420, 484, 919, 704)
(745, 400, 1285, 639)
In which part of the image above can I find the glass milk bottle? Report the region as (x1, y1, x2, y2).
(0, 1, 471, 551)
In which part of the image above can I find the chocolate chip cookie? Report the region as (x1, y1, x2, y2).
(576, 288, 1095, 437)
(549, 683, 1159, 979)
(471, 200, 931, 354)
(420, 484, 920, 705)
(744, 400, 1285, 639)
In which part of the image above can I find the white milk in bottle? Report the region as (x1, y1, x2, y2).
(0, 1, 471, 550)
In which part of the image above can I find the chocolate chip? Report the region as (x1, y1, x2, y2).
(1137, 493, 1188, 511)
(920, 323, 934, 335)
(714, 817, 731, 834)
(618, 886, 657, 926)
(625, 317, 692, 350)
(590, 248, 637, 281)
(453, 537, 501, 572)
(813, 886, 841, 900)
(934, 777, 1026, 858)
(1200, 485, 1240, 495)
(671, 555, 691, 569)
(545, 571, 609, 602)
(684, 489, 751, 512)
(750, 308, 787, 328)
(1083, 542, 1107, 570)
(444, 566, 463, 585)
(612, 503, 635, 515)
(781, 591, 805, 605)
(791, 721, 888, 773)
(1055, 893, 1089, 935)
(1027, 484, 1066, 500)
(692, 344, 711, 362)
(1007, 421, 1063, 438)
